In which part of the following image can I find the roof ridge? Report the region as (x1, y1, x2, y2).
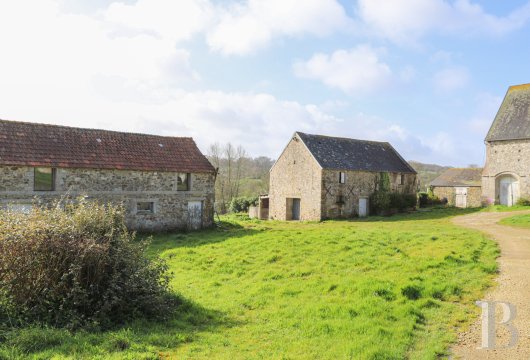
(450, 167, 483, 170)
(296, 131, 390, 145)
(508, 83, 530, 92)
(0, 118, 194, 141)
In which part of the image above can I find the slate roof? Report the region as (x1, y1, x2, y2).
(486, 83, 530, 142)
(296, 132, 416, 173)
(429, 168, 483, 187)
(0, 119, 215, 173)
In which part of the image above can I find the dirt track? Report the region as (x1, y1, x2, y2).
(450, 210, 530, 359)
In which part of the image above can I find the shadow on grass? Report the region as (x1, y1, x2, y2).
(147, 221, 261, 254)
(369, 207, 483, 222)
(320, 207, 484, 225)
(0, 295, 239, 359)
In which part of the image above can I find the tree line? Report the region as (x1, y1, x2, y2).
(207, 143, 274, 214)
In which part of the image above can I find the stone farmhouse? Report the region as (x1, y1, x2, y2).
(0, 120, 216, 231)
(482, 83, 530, 206)
(429, 168, 482, 208)
(267, 132, 418, 221)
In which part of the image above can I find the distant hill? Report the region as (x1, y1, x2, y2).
(408, 161, 452, 191)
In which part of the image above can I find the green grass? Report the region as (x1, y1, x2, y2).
(481, 204, 530, 212)
(0, 209, 500, 359)
(499, 213, 530, 228)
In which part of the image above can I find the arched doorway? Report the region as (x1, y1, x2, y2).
(498, 175, 519, 206)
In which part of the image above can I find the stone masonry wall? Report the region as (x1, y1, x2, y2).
(482, 140, 530, 203)
(321, 170, 417, 218)
(269, 135, 322, 221)
(0, 166, 215, 232)
(432, 186, 482, 208)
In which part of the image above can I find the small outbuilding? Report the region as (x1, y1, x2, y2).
(429, 168, 483, 208)
(268, 132, 418, 221)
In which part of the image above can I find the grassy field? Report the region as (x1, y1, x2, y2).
(0, 209, 500, 359)
(499, 213, 530, 228)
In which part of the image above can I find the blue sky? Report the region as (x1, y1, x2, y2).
(1, 0, 530, 166)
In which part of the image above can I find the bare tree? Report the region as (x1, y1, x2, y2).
(208, 143, 227, 213)
(207, 142, 273, 214)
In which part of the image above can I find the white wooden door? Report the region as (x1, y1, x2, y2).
(359, 198, 368, 217)
(455, 187, 467, 208)
(187, 201, 203, 230)
(500, 177, 519, 206)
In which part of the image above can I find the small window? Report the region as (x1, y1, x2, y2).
(398, 174, 405, 185)
(177, 173, 190, 191)
(34, 168, 56, 191)
(339, 172, 346, 184)
(137, 202, 154, 214)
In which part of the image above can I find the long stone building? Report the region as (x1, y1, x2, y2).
(482, 84, 530, 206)
(268, 132, 418, 221)
(0, 119, 216, 231)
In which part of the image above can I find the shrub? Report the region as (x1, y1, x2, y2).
(369, 192, 391, 215)
(402, 194, 417, 209)
(371, 192, 417, 214)
(516, 198, 530, 206)
(418, 191, 443, 208)
(0, 200, 174, 329)
(229, 196, 258, 213)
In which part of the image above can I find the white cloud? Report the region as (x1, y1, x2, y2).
(433, 66, 470, 92)
(357, 0, 530, 43)
(293, 45, 392, 94)
(104, 0, 214, 42)
(206, 0, 352, 55)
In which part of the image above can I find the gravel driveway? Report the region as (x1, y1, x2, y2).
(451, 210, 530, 360)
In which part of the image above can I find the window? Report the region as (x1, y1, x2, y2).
(339, 172, 346, 184)
(34, 167, 55, 191)
(397, 174, 405, 185)
(177, 173, 190, 191)
(137, 202, 154, 214)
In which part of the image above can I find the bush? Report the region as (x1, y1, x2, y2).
(369, 192, 391, 215)
(0, 200, 174, 329)
(402, 194, 418, 209)
(229, 196, 258, 213)
(371, 192, 417, 215)
(516, 198, 530, 206)
(418, 191, 443, 208)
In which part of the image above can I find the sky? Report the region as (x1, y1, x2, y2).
(1, 0, 530, 166)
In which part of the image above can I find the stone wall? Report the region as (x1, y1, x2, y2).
(482, 140, 530, 203)
(0, 166, 215, 231)
(269, 135, 322, 221)
(321, 170, 417, 218)
(432, 186, 482, 208)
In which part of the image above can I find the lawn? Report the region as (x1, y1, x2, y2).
(0, 209, 499, 360)
(499, 213, 530, 228)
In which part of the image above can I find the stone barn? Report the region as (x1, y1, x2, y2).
(268, 132, 418, 221)
(482, 84, 530, 206)
(0, 119, 216, 231)
(429, 168, 482, 208)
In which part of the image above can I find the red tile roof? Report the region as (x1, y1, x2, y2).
(0, 119, 215, 173)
